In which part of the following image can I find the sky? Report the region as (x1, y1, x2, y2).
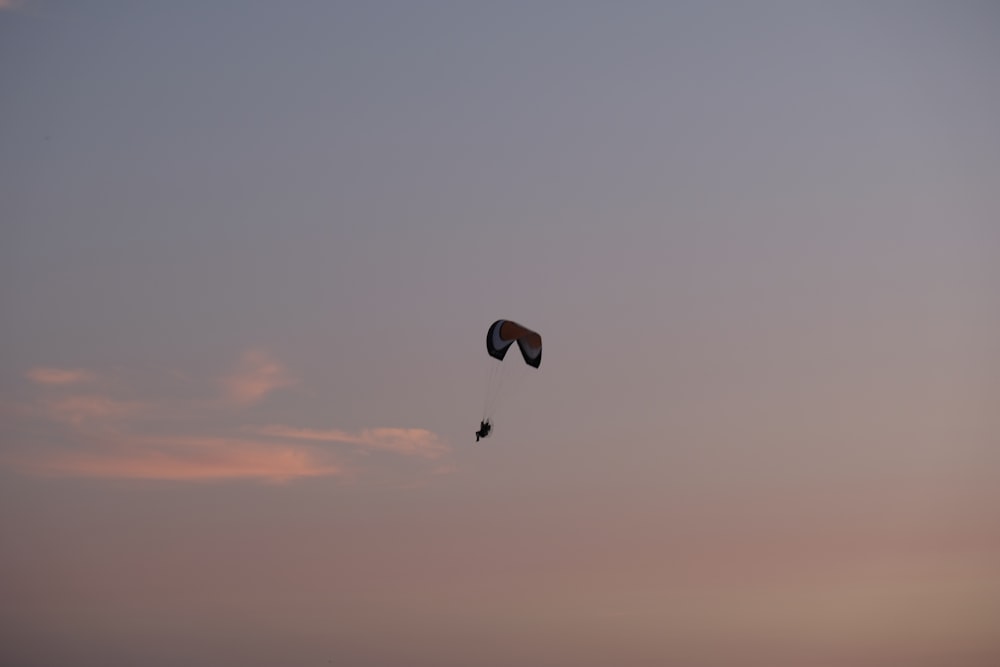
(1, 1, 999, 665)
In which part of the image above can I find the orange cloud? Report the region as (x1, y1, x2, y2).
(15, 435, 341, 483)
(220, 349, 294, 406)
(26, 367, 96, 386)
(255, 425, 449, 459)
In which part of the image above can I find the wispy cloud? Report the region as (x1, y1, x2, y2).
(0, 0, 25, 11)
(25, 367, 96, 386)
(220, 348, 294, 406)
(14, 435, 341, 483)
(40, 394, 148, 426)
(255, 425, 449, 459)
(6, 350, 451, 484)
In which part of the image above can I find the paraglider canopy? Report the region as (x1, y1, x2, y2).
(486, 319, 542, 368)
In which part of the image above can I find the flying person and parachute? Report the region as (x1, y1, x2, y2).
(477, 319, 541, 442)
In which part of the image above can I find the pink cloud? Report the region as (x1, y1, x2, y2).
(40, 395, 147, 426)
(7, 352, 448, 484)
(25, 367, 96, 386)
(220, 349, 294, 406)
(14, 435, 341, 483)
(255, 425, 449, 459)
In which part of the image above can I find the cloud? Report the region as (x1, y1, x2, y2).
(255, 425, 449, 459)
(13, 435, 342, 483)
(0, 0, 24, 11)
(220, 349, 294, 406)
(40, 394, 147, 426)
(25, 367, 96, 386)
(6, 350, 450, 484)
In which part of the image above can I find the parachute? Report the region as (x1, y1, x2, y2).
(486, 319, 542, 368)
(481, 319, 542, 430)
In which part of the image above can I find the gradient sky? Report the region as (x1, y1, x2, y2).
(2, 2, 999, 665)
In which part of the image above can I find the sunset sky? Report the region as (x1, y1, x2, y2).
(2, 2, 998, 665)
